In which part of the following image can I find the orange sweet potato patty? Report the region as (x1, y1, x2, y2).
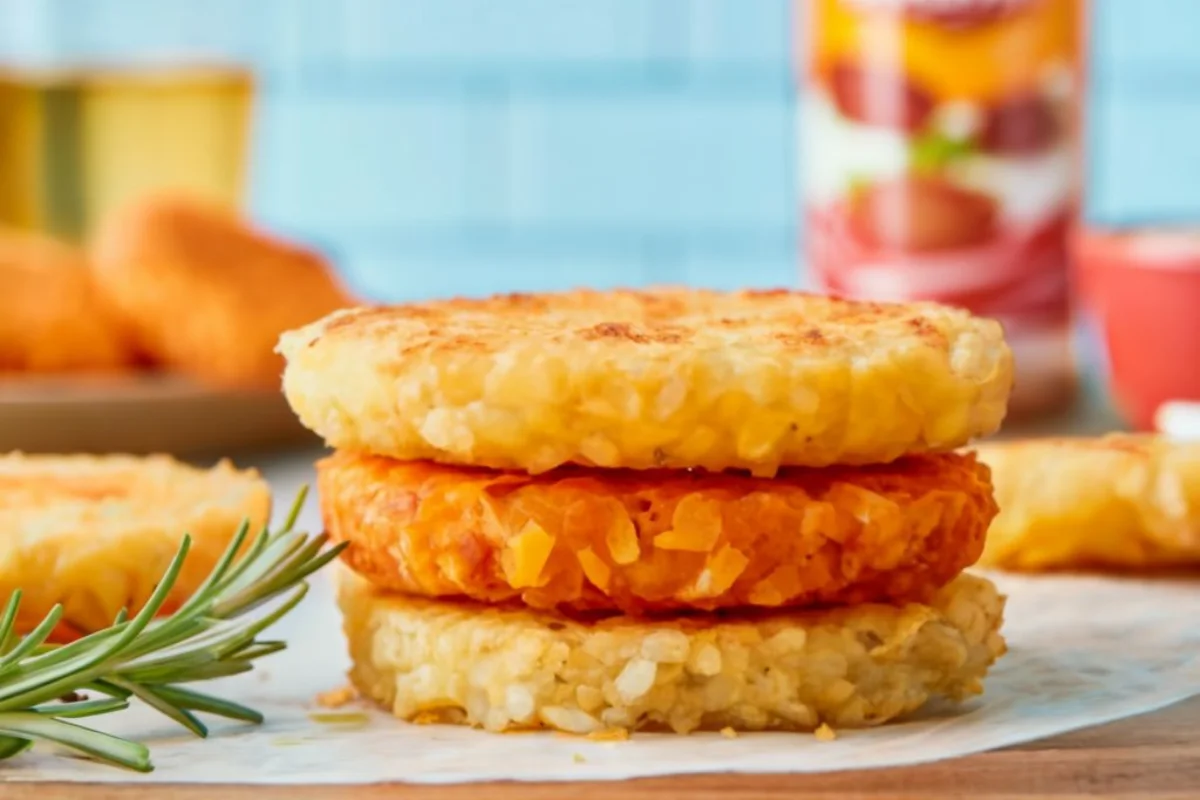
(317, 451, 996, 615)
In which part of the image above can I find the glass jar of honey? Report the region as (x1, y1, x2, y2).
(0, 64, 252, 244)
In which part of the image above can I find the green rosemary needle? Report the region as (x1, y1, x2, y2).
(0, 486, 344, 772)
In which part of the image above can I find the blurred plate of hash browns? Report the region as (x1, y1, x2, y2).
(0, 196, 353, 455)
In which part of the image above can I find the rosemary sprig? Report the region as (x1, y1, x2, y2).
(0, 487, 344, 772)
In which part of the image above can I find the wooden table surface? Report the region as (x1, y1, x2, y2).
(7, 695, 1197, 799)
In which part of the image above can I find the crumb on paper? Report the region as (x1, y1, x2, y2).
(315, 685, 359, 708)
(308, 711, 370, 729)
(814, 723, 837, 742)
(272, 737, 306, 747)
(572, 753, 586, 764)
(720, 727, 738, 739)
(587, 728, 630, 742)
(554, 728, 629, 742)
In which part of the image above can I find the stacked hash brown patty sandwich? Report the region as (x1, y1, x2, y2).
(279, 288, 1014, 735)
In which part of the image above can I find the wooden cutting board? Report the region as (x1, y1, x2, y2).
(8, 695, 1198, 798)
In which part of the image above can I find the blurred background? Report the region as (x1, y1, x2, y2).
(0, 0, 1196, 453)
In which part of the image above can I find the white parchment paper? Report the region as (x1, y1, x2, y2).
(5, 479, 1200, 785)
(3, 567, 1198, 785)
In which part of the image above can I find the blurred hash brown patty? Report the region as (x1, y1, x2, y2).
(0, 453, 269, 639)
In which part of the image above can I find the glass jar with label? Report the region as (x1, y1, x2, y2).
(801, 0, 1083, 418)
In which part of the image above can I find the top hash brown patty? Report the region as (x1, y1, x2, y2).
(281, 288, 1013, 475)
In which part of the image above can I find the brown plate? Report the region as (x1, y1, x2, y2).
(0, 374, 314, 456)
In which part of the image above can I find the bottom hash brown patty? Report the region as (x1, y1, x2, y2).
(318, 451, 996, 614)
(338, 568, 1006, 734)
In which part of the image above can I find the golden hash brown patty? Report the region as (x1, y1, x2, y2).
(0, 228, 132, 372)
(0, 453, 270, 639)
(338, 568, 1006, 734)
(281, 288, 1013, 475)
(319, 451, 996, 614)
(92, 194, 353, 389)
(976, 434, 1200, 571)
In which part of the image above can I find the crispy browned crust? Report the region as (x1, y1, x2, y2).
(0, 229, 133, 372)
(91, 194, 353, 389)
(976, 434, 1200, 571)
(318, 451, 996, 614)
(281, 288, 1013, 474)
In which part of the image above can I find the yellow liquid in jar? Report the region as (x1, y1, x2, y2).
(0, 65, 252, 243)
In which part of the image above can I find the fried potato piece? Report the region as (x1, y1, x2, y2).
(976, 434, 1200, 571)
(0, 229, 132, 372)
(92, 194, 353, 389)
(338, 568, 1007, 734)
(280, 288, 1012, 475)
(319, 451, 996, 614)
(0, 453, 270, 639)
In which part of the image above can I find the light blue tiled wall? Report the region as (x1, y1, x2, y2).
(1089, 1, 1200, 226)
(3, 0, 1199, 301)
(246, 0, 798, 300)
